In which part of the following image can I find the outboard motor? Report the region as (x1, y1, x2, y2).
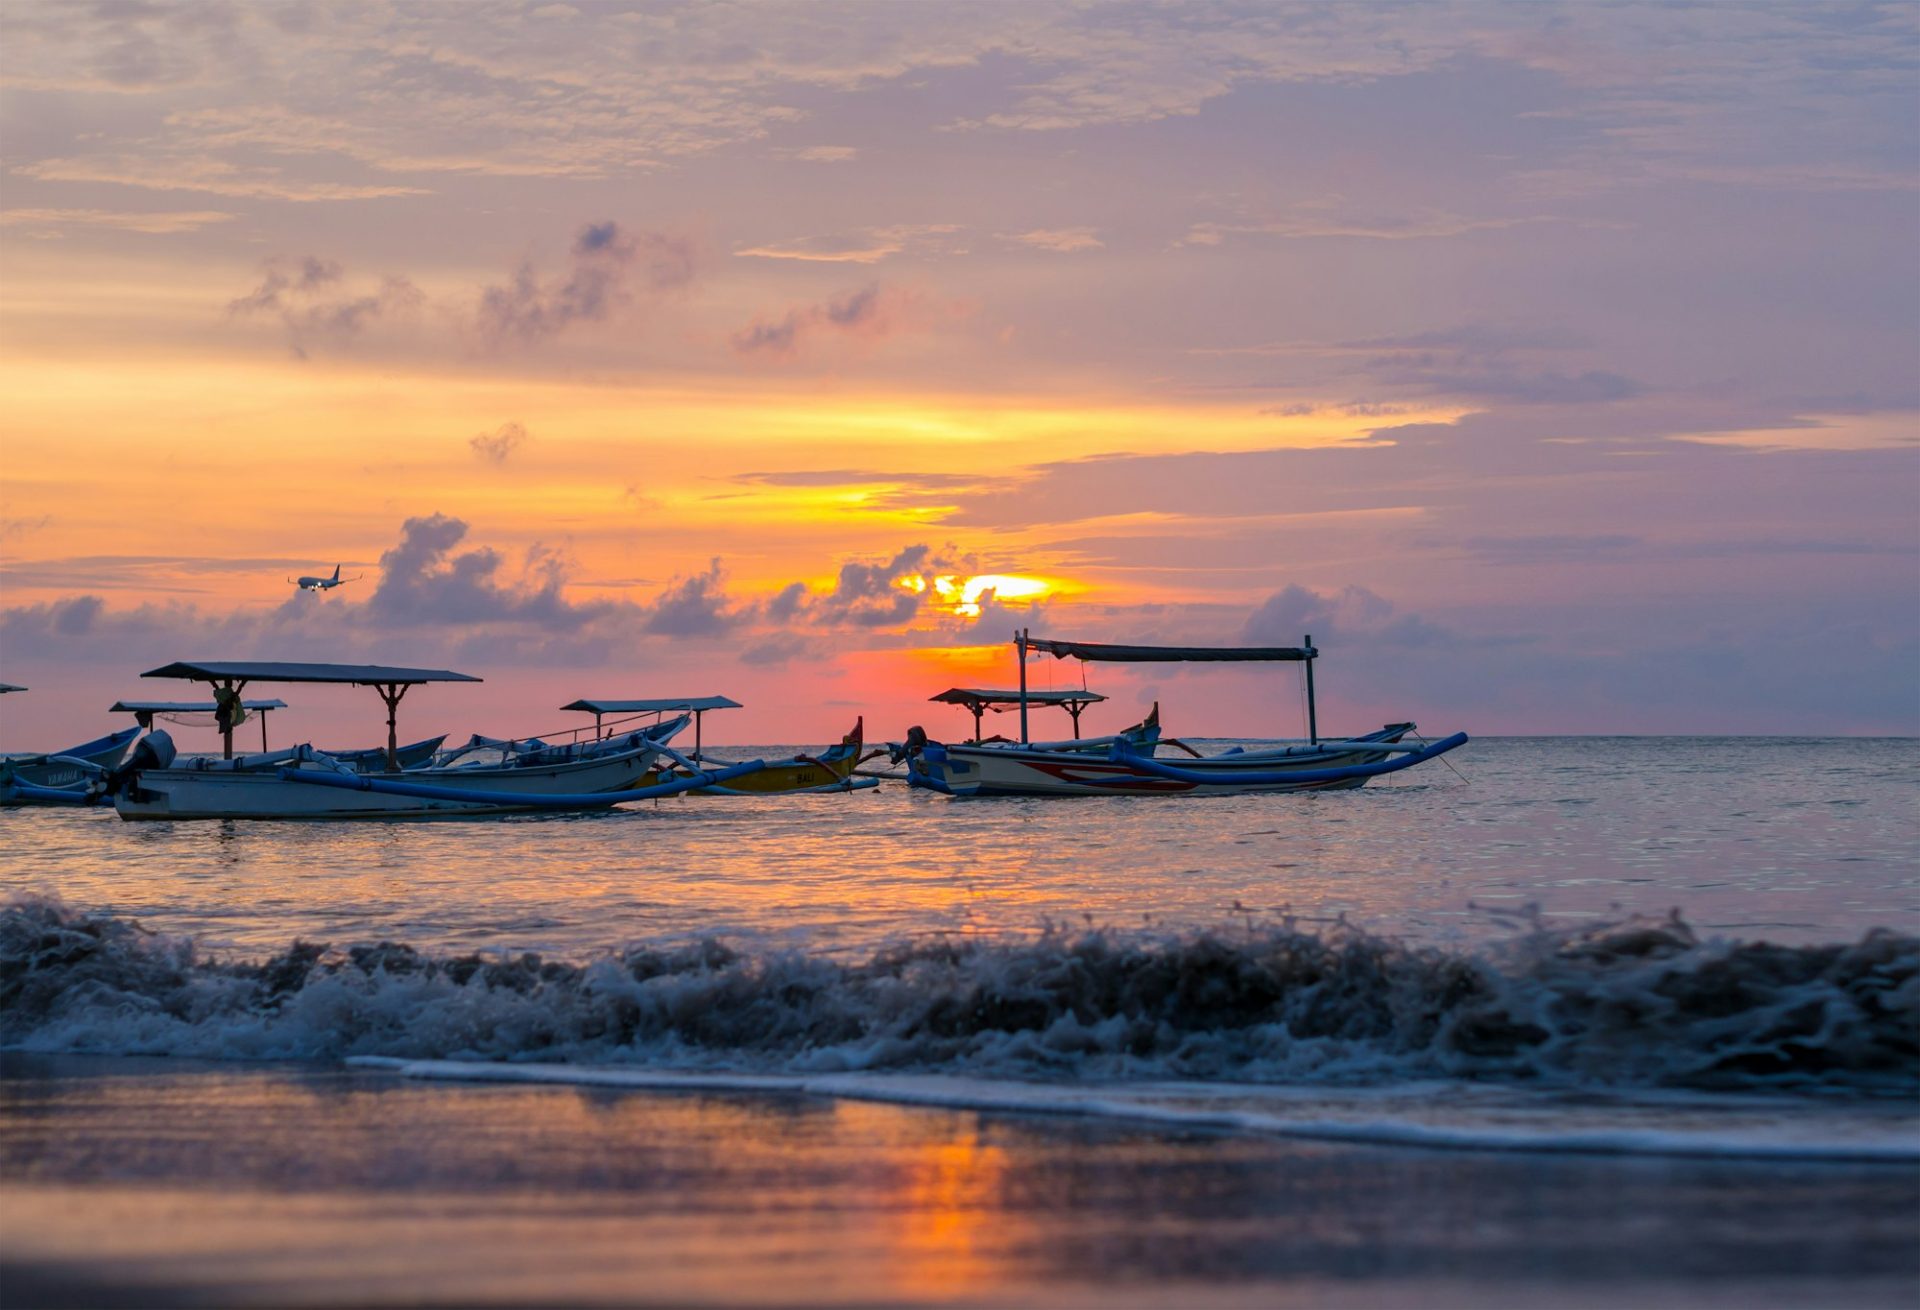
(100, 729, 177, 796)
(890, 725, 930, 765)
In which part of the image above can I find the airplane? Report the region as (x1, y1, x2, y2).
(290, 564, 361, 593)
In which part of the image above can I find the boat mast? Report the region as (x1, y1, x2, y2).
(1303, 632, 1318, 745)
(1016, 628, 1030, 745)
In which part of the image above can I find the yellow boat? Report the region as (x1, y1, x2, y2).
(558, 698, 878, 796)
(668, 718, 872, 795)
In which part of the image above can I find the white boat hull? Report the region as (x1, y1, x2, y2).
(923, 729, 1415, 797)
(114, 745, 664, 820)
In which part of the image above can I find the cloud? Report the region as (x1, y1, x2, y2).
(804, 543, 979, 629)
(1336, 325, 1595, 357)
(1410, 370, 1646, 406)
(1244, 583, 1453, 649)
(4, 525, 986, 681)
(227, 255, 424, 357)
(0, 207, 237, 235)
(641, 559, 742, 637)
(50, 594, 103, 637)
(1443, 532, 1907, 566)
(470, 421, 531, 465)
(731, 469, 979, 490)
(222, 223, 694, 360)
(228, 255, 341, 310)
(476, 221, 696, 345)
(366, 514, 602, 629)
(998, 227, 1103, 253)
(720, 542, 995, 635)
(1217, 322, 1644, 408)
(735, 224, 960, 264)
(0, 515, 52, 541)
(14, 155, 426, 202)
(1182, 208, 1552, 245)
(751, 582, 802, 627)
(731, 283, 938, 359)
(0, 553, 337, 595)
(739, 633, 825, 666)
(776, 146, 859, 163)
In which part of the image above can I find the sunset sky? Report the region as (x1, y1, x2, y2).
(2, 1, 1915, 748)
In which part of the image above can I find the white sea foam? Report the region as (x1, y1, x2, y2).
(345, 1058, 1920, 1164)
(5, 894, 1914, 1101)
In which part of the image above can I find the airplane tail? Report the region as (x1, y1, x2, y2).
(331, 564, 342, 582)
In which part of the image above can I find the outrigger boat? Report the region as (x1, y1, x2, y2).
(559, 697, 879, 794)
(895, 689, 1162, 791)
(901, 631, 1467, 797)
(1, 686, 154, 805)
(96, 662, 767, 820)
(2, 726, 143, 806)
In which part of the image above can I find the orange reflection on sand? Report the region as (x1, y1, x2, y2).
(856, 1103, 1012, 1298)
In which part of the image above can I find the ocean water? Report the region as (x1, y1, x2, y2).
(2, 736, 1917, 1306)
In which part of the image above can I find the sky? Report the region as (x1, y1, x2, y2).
(1, 0, 1916, 749)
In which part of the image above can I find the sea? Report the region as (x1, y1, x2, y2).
(2, 736, 1916, 1308)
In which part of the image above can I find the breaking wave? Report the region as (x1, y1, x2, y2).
(2, 895, 1915, 1095)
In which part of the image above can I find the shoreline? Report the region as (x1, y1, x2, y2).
(4, 1054, 1916, 1309)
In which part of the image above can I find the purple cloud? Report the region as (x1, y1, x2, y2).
(227, 256, 423, 358)
(470, 421, 530, 465)
(477, 222, 696, 345)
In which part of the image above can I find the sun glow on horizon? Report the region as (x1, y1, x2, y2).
(900, 572, 1054, 617)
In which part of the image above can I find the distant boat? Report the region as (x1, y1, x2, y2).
(901, 631, 1467, 797)
(102, 663, 768, 820)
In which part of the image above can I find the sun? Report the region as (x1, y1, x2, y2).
(917, 574, 1051, 617)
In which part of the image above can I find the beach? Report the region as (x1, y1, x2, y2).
(5, 1053, 1917, 1309)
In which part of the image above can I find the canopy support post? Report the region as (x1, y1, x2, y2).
(1068, 701, 1084, 739)
(1016, 628, 1030, 745)
(1303, 633, 1318, 745)
(260, 710, 269, 753)
(970, 703, 985, 745)
(213, 678, 248, 759)
(375, 683, 409, 771)
(694, 709, 704, 763)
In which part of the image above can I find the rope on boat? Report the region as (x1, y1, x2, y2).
(1409, 727, 1472, 784)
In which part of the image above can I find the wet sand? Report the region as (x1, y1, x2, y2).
(2, 1053, 1915, 1308)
